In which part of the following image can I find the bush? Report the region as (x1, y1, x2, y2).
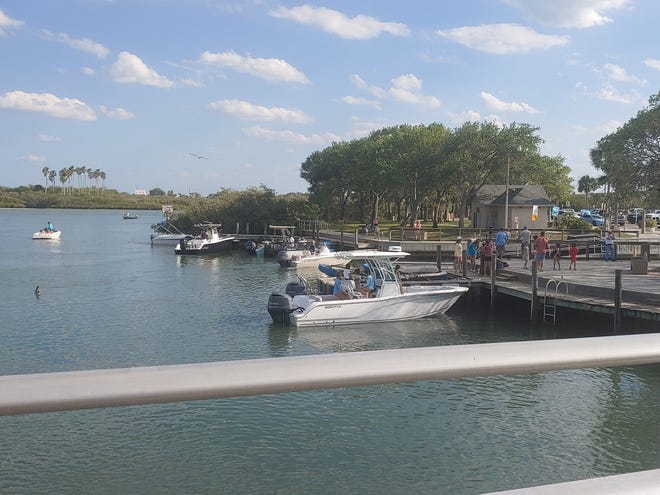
(645, 218, 657, 229)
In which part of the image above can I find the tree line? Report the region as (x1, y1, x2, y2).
(586, 90, 660, 211)
(41, 166, 107, 195)
(300, 121, 572, 228)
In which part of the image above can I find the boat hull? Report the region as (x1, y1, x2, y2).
(151, 234, 188, 246)
(32, 231, 61, 240)
(174, 237, 235, 254)
(288, 286, 468, 327)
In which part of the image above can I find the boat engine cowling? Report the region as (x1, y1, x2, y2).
(285, 281, 307, 297)
(267, 292, 295, 324)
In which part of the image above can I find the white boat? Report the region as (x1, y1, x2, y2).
(32, 229, 61, 240)
(267, 249, 468, 327)
(174, 223, 235, 254)
(282, 243, 341, 269)
(151, 220, 188, 246)
(123, 211, 138, 219)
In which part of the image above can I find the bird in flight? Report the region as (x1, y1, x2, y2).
(189, 153, 208, 159)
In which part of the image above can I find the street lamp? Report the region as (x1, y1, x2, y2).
(505, 154, 510, 230)
(504, 146, 522, 230)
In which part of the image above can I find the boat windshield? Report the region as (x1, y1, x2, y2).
(362, 257, 396, 283)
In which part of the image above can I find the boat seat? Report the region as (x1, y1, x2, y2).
(341, 280, 363, 299)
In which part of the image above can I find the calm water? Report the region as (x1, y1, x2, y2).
(1, 208, 659, 494)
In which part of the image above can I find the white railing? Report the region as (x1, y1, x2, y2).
(3, 333, 660, 494)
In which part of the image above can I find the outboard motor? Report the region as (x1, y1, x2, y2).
(285, 281, 307, 297)
(267, 292, 295, 324)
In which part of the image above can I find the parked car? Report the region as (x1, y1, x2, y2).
(579, 212, 605, 226)
(558, 208, 579, 218)
(646, 210, 660, 222)
(627, 208, 644, 223)
(614, 213, 626, 226)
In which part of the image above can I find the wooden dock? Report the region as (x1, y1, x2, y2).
(463, 258, 660, 323)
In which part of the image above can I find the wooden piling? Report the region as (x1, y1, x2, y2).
(614, 269, 622, 334)
(490, 259, 497, 310)
(531, 261, 538, 323)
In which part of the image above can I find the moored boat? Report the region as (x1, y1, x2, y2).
(174, 223, 235, 254)
(267, 248, 468, 327)
(123, 211, 138, 219)
(151, 220, 189, 246)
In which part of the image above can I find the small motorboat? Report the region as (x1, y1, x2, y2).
(267, 248, 468, 327)
(151, 220, 189, 246)
(32, 229, 61, 240)
(174, 223, 235, 255)
(123, 211, 138, 219)
(244, 240, 265, 257)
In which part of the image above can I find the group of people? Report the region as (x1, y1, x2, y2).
(43, 221, 55, 233)
(333, 266, 375, 299)
(454, 225, 592, 275)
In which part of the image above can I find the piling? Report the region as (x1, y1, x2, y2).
(614, 269, 622, 334)
(531, 261, 538, 323)
(490, 260, 497, 310)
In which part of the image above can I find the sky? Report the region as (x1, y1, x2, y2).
(1, 0, 659, 196)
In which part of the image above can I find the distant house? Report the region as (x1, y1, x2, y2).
(470, 184, 555, 230)
(134, 189, 148, 196)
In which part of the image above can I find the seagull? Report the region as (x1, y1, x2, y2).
(189, 153, 208, 160)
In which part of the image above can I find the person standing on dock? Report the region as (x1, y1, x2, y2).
(552, 243, 562, 270)
(453, 236, 463, 273)
(568, 242, 578, 270)
(467, 238, 478, 272)
(481, 238, 493, 276)
(533, 230, 549, 271)
(495, 227, 508, 259)
(520, 226, 531, 269)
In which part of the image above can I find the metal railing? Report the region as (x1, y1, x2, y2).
(3, 334, 660, 494)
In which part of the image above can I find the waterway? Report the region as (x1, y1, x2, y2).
(1, 208, 659, 494)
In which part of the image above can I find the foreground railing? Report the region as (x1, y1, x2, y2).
(3, 334, 660, 494)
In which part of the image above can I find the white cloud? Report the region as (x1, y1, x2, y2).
(480, 91, 540, 113)
(602, 63, 645, 84)
(503, 0, 630, 29)
(39, 134, 62, 142)
(41, 30, 110, 59)
(644, 58, 660, 71)
(351, 73, 440, 108)
(591, 84, 640, 104)
(100, 105, 135, 120)
(83, 67, 95, 76)
(447, 110, 483, 124)
(269, 5, 410, 40)
(109, 51, 174, 88)
(243, 125, 341, 145)
(208, 99, 310, 123)
(23, 154, 45, 163)
(340, 96, 382, 109)
(0, 90, 96, 121)
(199, 50, 310, 84)
(437, 24, 569, 54)
(0, 8, 23, 36)
(600, 120, 622, 134)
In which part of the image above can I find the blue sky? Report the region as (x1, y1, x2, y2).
(1, 0, 659, 196)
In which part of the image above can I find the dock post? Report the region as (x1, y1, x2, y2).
(586, 240, 590, 261)
(490, 259, 497, 311)
(436, 245, 442, 271)
(530, 261, 538, 323)
(462, 249, 468, 278)
(354, 229, 358, 248)
(614, 269, 622, 334)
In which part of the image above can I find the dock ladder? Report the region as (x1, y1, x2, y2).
(544, 277, 568, 324)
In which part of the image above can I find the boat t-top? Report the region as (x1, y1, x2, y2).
(267, 248, 468, 327)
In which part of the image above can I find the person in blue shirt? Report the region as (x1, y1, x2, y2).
(359, 269, 376, 298)
(495, 227, 508, 258)
(46, 221, 54, 232)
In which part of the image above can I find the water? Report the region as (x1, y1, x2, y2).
(1, 209, 659, 494)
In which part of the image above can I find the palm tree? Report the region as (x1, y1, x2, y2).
(48, 170, 57, 190)
(577, 175, 599, 209)
(42, 166, 49, 193)
(100, 171, 106, 193)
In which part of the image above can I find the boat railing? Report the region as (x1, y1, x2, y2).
(3, 334, 660, 494)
